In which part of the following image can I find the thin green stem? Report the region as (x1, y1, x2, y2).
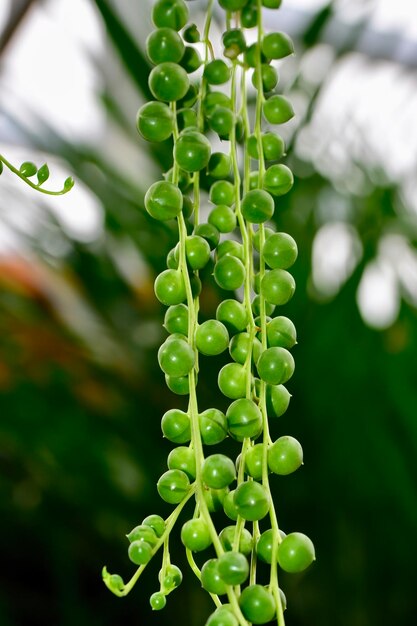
(254, 0, 266, 184)
(0, 154, 73, 195)
(103, 485, 196, 597)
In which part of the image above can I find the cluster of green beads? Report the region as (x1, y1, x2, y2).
(103, 1, 315, 624)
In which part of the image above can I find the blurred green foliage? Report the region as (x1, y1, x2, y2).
(1, 1, 417, 625)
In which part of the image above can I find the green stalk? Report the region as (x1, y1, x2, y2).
(0, 154, 73, 195)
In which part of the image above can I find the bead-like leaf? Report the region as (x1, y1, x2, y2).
(19, 161, 37, 177)
(102, 566, 125, 596)
(37, 163, 50, 185)
(63, 176, 75, 192)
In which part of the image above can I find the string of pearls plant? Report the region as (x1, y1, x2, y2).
(103, 1, 315, 624)
(0, 154, 74, 195)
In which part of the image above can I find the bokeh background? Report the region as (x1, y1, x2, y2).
(1, 1, 417, 625)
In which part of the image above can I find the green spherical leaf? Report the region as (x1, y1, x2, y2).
(218, 551, 249, 585)
(128, 540, 153, 565)
(152, 0, 188, 30)
(199, 408, 228, 445)
(180, 46, 202, 73)
(248, 132, 285, 161)
(264, 164, 294, 196)
(204, 59, 231, 85)
(142, 514, 166, 538)
(194, 222, 220, 250)
(241, 189, 275, 223)
(218, 362, 246, 399)
(136, 101, 174, 142)
(157, 469, 190, 504)
(266, 316, 297, 348)
(196, 320, 229, 356)
(149, 62, 189, 102)
(208, 205, 237, 233)
(145, 180, 183, 220)
(216, 299, 248, 334)
(164, 304, 188, 335)
(168, 446, 196, 479)
(277, 532, 316, 573)
(183, 23, 200, 43)
(201, 559, 228, 596)
(206, 606, 238, 626)
(207, 152, 232, 179)
(263, 95, 294, 125)
(154, 269, 186, 306)
(268, 435, 303, 475)
(146, 27, 184, 64)
(36, 163, 50, 185)
(239, 584, 276, 624)
(216, 240, 244, 262)
(158, 337, 195, 377)
(261, 268, 295, 306)
(174, 130, 211, 172)
(234, 481, 270, 521)
(256, 528, 287, 564)
(263, 0, 282, 7)
(202, 454, 236, 489)
(226, 398, 263, 441)
(263, 232, 298, 269)
(165, 373, 190, 395)
(214, 255, 246, 291)
(261, 32, 294, 59)
(241, 3, 258, 28)
(185, 234, 211, 270)
(252, 64, 278, 92)
(257, 346, 295, 385)
(161, 408, 191, 443)
(181, 518, 212, 551)
(266, 383, 291, 417)
(150, 591, 166, 610)
(19, 161, 37, 177)
(126, 524, 158, 545)
(219, 0, 249, 11)
(161, 563, 183, 588)
(245, 443, 264, 480)
(229, 332, 262, 365)
(222, 28, 246, 58)
(219, 525, 253, 555)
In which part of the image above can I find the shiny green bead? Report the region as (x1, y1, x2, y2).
(157, 469, 190, 504)
(198, 409, 227, 446)
(152, 0, 188, 30)
(154, 269, 186, 305)
(252, 64, 278, 92)
(266, 383, 291, 417)
(263, 95, 295, 124)
(207, 152, 232, 179)
(164, 304, 188, 335)
(257, 347, 295, 385)
(174, 130, 211, 172)
(266, 316, 297, 348)
(194, 223, 220, 250)
(261, 32, 294, 59)
(149, 62, 189, 102)
(180, 46, 202, 73)
(218, 363, 246, 399)
(264, 164, 294, 196)
(136, 101, 174, 142)
(146, 27, 184, 64)
(241, 189, 275, 223)
(145, 180, 183, 221)
(261, 268, 295, 306)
